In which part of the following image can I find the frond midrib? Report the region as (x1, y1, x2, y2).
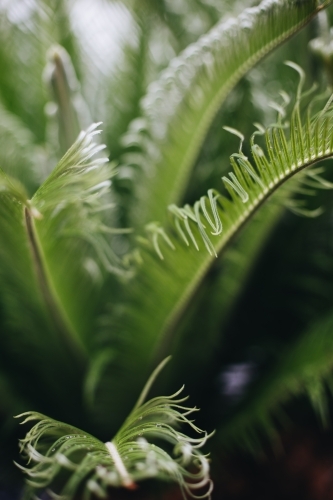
(128, 0, 328, 228)
(168, 7, 323, 209)
(24, 206, 88, 364)
(152, 151, 333, 364)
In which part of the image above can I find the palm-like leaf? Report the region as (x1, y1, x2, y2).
(121, 0, 329, 227)
(94, 71, 333, 429)
(168, 199, 285, 393)
(173, 159, 333, 391)
(1, 0, 333, 496)
(0, 124, 115, 419)
(17, 358, 212, 500)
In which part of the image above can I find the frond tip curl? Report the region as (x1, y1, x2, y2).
(16, 358, 213, 500)
(145, 65, 333, 260)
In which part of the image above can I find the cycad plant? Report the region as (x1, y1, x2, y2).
(2, 0, 333, 498)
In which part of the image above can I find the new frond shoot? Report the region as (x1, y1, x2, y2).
(16, 358, 213, 500)
(147, 63, 333, 260)
(0, 123, 124, 381)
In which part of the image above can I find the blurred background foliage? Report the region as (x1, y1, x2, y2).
(1, 0, 333, 499)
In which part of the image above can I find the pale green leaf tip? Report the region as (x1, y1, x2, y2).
(16, 358, 213, 500)
(149, 72, 333, 266)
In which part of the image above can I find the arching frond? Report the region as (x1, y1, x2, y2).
(31, 123, 119, 346)
(16, 358, 213, 500)
(0, 124, 116, 419)
(121, 0, 329, 227)
(168, 199, 284, 392)
(93, 72, 333, 429)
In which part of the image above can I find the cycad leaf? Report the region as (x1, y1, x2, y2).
(122, 0, 330, 227)
(216, 310, 333, 450)
(31, 123, 116, 350)
(97, 75, 333, 426)
(0, 125, 115, 417)
(0, 170, 80, 416)
(169, 199, 285, 392)
(16, 358, 213, 500)
(172, 163, 333, 402)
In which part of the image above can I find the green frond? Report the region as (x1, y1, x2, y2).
(94, 71, 333, 428)
(31, 123, 118, 347)
(2, 0, 333, 493)
(170, 160, 333, 406)
(0, 124, 116, 418)
(216, 310, 333, 451)
(16, 358, 213, 500)
(160, 74, 333, 261)
(168, 199, 284, 393)
(121, 0, 329, 227)
(0, 170, 80, 416)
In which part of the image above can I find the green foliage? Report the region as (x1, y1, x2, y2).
(122, 0, 327, 227)
(1, 0, 333, 498)
(0, 123, 115, 421)
(16, 359, 212, 500)
(96, 76, 333, 426)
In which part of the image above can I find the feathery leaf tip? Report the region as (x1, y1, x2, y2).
(16, 358, 213, 499)
(147, 72, 333, 260)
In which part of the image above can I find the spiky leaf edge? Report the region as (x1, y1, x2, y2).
(0, 124, 117, 418)
(92, 66, 333, 429)
(16, 358, 213, 500)
(122, 0, 330, 227)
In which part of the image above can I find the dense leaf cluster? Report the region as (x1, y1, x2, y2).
(1, 0, 333, 498)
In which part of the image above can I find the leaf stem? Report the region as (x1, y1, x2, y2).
(105, 441, 137, 490)
(153, 152, 333, 364)
(24, 207, 87, 366)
